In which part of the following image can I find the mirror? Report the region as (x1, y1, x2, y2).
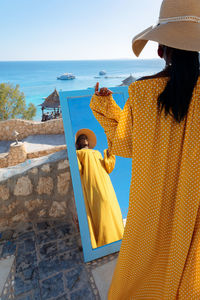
(60, 87, 132, 262)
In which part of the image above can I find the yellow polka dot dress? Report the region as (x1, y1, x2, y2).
(90, 77, 200, 299)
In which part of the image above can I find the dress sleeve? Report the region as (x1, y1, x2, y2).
(90, 87, 134, 158)
(76, 151, 83, 173)
(103, 149, 116, 174)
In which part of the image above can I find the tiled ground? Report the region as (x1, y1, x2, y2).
(0, 221, 98, 300)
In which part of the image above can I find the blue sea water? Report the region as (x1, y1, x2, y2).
(0, 59, 165, 121)
(0, 59, 165, 219)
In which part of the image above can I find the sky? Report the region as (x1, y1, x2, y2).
(0, 0, 163, 61)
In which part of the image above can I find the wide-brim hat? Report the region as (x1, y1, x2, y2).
(132, 0, 200, 57)
(75, 128, 97, 149)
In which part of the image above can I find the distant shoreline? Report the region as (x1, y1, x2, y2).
(0, 58, 160, 63)
(0, 59, 165, 122)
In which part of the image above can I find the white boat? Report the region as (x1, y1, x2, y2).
(99, 70, 106, 75)
(57, 73, 75, 80)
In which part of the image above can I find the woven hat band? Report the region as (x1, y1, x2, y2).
(159, 15, 200, 24)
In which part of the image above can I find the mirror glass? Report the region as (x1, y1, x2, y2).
(60, 87, 132, 261)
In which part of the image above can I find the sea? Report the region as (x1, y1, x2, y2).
(0, 59, 165, 121)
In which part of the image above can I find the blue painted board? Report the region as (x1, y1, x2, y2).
(59, 86, 131, 262)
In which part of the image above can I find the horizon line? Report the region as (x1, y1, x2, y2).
(0, 57, 159, 62)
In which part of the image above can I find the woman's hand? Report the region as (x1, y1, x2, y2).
(95, 82, 113, 96)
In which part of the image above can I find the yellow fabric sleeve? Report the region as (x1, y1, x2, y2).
(90, 93, 133, 158)
(103, 149, 116, 174)
(76, 151, 83, 173)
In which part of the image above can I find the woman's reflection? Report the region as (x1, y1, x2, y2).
(75, 128, 124, 248)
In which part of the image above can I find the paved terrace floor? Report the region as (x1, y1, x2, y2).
(0, 221, 117, 300)
(0, 220, 98, 300)
(0, 134, 66, 155)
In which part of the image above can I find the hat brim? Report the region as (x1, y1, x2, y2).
(75, 128, 97, 149)
(132, 22, 200, 56)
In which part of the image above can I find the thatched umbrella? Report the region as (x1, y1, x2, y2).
(39, 89, 61, 121)
(119, 74, 136, 86)
(40, 89, 60, 109)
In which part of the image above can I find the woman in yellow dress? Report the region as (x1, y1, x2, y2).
(75, 128, 124, 249)
(90, 0, 200, 298)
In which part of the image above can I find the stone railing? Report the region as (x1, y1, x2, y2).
(0, 150, 76, 231)
(0, 141, 66, 168)
(0, 118, 64, 141)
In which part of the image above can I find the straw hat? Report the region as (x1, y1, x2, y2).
(132, 0, 200, 57)
(75, 128, 97, 149)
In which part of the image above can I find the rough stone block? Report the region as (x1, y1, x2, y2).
(37, 209, 46, 217)
(57, 173, 70, 195)
(28, 167, 38, 175)
(0, 185, 9, 201)
(25, 199, 43, 212)
(41, 164, 50, 172)
(57, 159, 69, 170)
(11, 212, 27, 223)
(14, 177, 33, 196)
(7, 142, 27, 167)
(0, 219, 8, 230)
(0, 156, 8, 168)
(36, 177, 53, 195)
(7, 201, 19, 214)
(49, 201, 67, 218)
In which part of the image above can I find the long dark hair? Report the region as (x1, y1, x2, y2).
(158, 48, 199, 122)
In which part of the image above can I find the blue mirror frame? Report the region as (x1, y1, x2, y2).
(59, 86, 129, 262)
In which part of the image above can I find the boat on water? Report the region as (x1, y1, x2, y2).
(57, 73, 76, 80)
(99, 70, 106, 75)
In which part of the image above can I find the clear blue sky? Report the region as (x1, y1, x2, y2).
(0, 0, 163, 61)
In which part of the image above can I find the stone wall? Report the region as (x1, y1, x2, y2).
(0, 150, 76, 231)
(0, 142, 66, 168)
(0, 118, 64, 141)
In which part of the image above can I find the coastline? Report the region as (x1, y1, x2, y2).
(0, 59, 165, 121)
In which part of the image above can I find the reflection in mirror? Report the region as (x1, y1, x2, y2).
(68, 93, 132, 249)
(60, 88, 132, 261)
(75, 129, 124, 248)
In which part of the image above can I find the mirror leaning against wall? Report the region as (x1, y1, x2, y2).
(60, 87, 132, 262)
